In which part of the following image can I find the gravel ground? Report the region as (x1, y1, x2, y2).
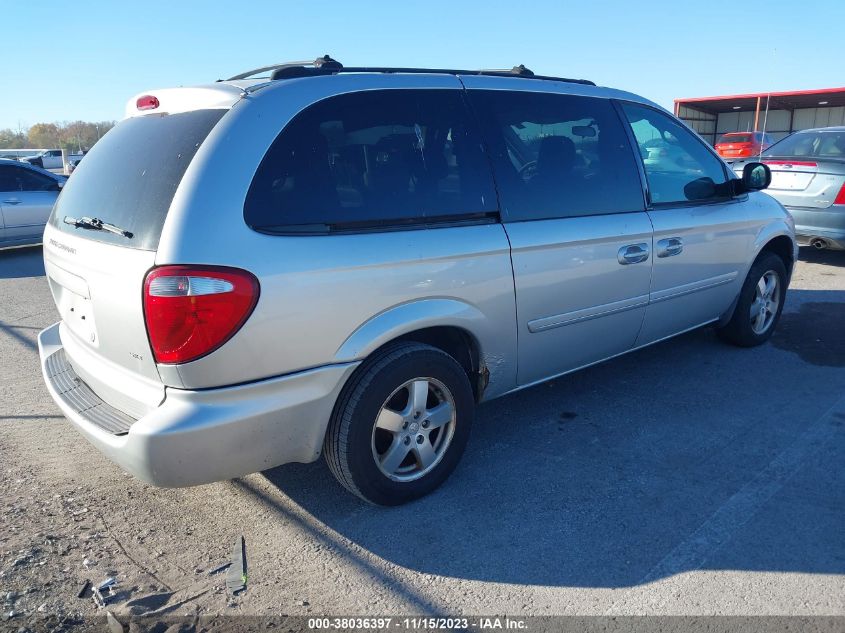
(1, 245, 843, 631)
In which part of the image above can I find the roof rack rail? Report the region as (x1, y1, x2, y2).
(227, 55, 343, 81)
(226, 56, 594, 86)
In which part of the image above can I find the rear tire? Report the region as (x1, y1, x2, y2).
(324, 342, 474, 505)
(717, 252, 787, 347)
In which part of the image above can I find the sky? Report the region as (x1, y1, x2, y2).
(2, 0, 843, 130)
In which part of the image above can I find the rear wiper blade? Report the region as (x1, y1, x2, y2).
(63, 216, 133, 239)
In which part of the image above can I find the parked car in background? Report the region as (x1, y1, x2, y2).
(67, 155, 83, 174)
(0, 150, 37, 161)
(0, 158, 66, 248)
(37, 59, 795, 505)
(19, 149, 65, 170)
(716, 132, 773, 160)
(641, 135, 699, 171)
(733, 126, 845, 250)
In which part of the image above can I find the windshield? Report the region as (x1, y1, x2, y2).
(718, 134, 752, 144)
(49, 109, 225, 250)
(763, 130, 845, 159)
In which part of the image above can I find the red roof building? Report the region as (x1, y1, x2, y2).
(674, 87, 845, 146)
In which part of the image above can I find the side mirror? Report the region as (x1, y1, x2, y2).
(683, 176, 717, 201)
(47, 181, 62, 192)
(741, 162, 771, 191)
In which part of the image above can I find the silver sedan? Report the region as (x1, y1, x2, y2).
(0, 158, 66, 248)
(734, 126, 845, 250)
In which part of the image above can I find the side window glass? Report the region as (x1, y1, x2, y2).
(0, 167, 17, 192)
(245, 89, 497, 232)
(16, 168, 55, 192)
(469, 90, 644, 221)
(818, 134, 845, 156)
(622, 103, 730, 205)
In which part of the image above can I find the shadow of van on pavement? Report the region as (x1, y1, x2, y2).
(259, 288, 845, 588)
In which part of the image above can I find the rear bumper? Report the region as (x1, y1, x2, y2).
(796, 233, 845, 250)
(787, 205, 845, 249)
(38, 322, 359, 487)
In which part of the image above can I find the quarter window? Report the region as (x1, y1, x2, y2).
(622, 103, 731, 205)
(468, 90, 645, 221)
(16, 168, 56, 191)
(0, 165, 55, 192)
(0, 166, 17, 192)
(244, 90, 498, 233)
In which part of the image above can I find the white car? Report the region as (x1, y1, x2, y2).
(20, 149, 64, 170)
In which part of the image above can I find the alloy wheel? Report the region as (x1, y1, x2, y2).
(371, 377, 457, 482)
(750, 270, 780, 335)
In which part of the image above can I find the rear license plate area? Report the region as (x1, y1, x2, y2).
(48, 277, 99, 345)
(770, 171, 813, 191)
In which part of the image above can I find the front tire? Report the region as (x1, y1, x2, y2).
(717, 252, 787, 347)
(324, 342, 474, 505)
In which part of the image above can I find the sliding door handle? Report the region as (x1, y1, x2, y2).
(657, 237, 684, 258)
(618, 243, 650, 265)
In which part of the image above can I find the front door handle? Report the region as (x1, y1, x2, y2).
(657, 237, 684, 258)
(2, 199, 22, 205)
(618, 243, 650, 265)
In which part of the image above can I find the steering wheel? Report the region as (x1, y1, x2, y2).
(518, 160, 538, 182)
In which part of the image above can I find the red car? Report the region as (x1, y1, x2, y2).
(715, 132, 774, 159)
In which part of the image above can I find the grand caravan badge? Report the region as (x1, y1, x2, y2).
(49, 239, 77, 255)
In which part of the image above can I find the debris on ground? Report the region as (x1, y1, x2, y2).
(105, 610, 125, 633)
(225, 536, 247, 595)
(76, 579, 91, 599)
(92, 577, 117, 608)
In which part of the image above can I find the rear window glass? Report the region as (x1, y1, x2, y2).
(764, 130, 845, 158)
(244, 89, 497, 233)
(49, 109, 224, 250)
(718, 134, 752, 144)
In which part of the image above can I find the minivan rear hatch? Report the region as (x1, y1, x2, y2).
(44, 107, 226, 416)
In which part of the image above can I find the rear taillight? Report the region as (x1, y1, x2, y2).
(834, 182, 845, 205)
(143, 266, 259, 364)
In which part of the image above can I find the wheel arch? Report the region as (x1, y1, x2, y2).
(719, 227, 796, 326)
(752, 215, 798, 272)
(334, 299, 505, 401)
(758, 233, 796, 278)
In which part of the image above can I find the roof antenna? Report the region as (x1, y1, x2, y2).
(758, 48, 774, 160)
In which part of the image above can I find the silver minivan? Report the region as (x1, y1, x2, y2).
(38, 58, 797, 505)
